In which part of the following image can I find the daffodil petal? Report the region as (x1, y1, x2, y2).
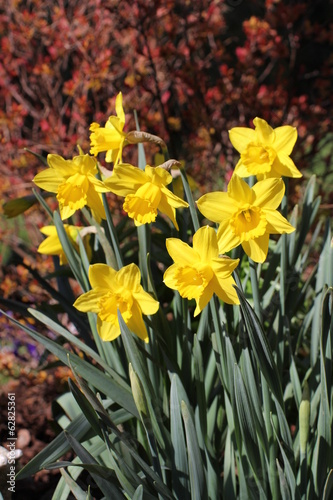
(160, 186, 189, 208)
(192, 226, 219, 262)
(163, 263, 179, 290)
(229, 127, 256, 153)
(211, 274, 240, 305)
(115, 92, 125, 127)
(265, 210, 295, 234)
(73, 289, 103, 313)
(273, 125, 297, 155)
(197, 192, 236, 223)
(233, 158, 251, 178)
(97, 317, 121, 341)
(133, 288, 159, 315)
(106, 163, 148, 195)
(252, 178, 285, 209)
(86, 186, 106, 220)
(194, 283, 214, 316)
(211, 257, 240, 279)
(117, 263, 141, 291)
(47, 154, 77, 176)
(38, 234, 63, 255)
(242, 234, 269, 263)
(87, 174, 112, 193)
(275, 154, 302, 178)
(59, 204, 76, 220)
(253, 117, 274, 145)
(89, 264, 118, 290)
(228, 174, 255, 204)
(126, 302, 149, 342)
(158, 194, 179, 229)
(217, 220, 241, 253)
(33, 168, 63, 192)
(166, 238, 199, 266)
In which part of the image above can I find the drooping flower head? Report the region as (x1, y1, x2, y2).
(197, 174, 295, 263)
(74, 263, 159, 342)
(90, 92, 126, 164)
(163, 226, 239, 316)
(229, 117, 301, 180)
(33, 149, 110, 220)
(105, 163, 189, 230)
(38, 224, 92, 265)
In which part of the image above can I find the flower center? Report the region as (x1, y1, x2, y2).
(123, 183, 162, 225)
(230, 205, 267, 241)
(98, 290, 133, 324)
(241, 143, 276, 174)
(174, 264, 213, 300)
(57, 174, 89, 210)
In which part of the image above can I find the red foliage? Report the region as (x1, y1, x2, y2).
(0, 0, 332, 194)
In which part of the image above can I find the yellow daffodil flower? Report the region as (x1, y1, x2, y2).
(197, 174, 295, 263)
(229, 117, 301, 179)
(163, 226, 239, 315)
(90, 92, 126, 164)
(73, 263, 159, 342)
(33, 150, 110, 220)
(105, 163, 189, 230)
(38, 225, 91, 265)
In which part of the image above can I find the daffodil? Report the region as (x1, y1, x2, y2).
(33, 150, 110, 220)
(229, 117, 301, 179)
(105, 163, 189, 229)
(90, 92, 126, 164)
(163, 226, 239, 315)
(197, 174, 295, 263)
(38, 225, 91, 265)
(74, 263, 159, 342)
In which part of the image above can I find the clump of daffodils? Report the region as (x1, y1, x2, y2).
(33, 97, 299, 341)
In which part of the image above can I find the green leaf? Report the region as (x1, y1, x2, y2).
(236, 287, 284, 407)
(170, 374, 190, 499)
(181, 400, 206, 500)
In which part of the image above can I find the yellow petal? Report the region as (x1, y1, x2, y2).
(89, 263, 117, 290)
(133, 288, 159, 315)
(273, 125, 297, 155)
(97, 317, 121, 341)
(265, 210, 295, 234)
(210, 274, 240, 305)
(47, 154, 77, 176)
(192, 226, 219, 263)
(158, 194, 179, 229)
(233, 158, 251, 178)
(115, 92, 125, 127)
(160, 186, 189, 208)
(127, 301, 149, 342)
(59, 204, 75, 220)
(253, 117, 274, 145)
(38, 234, 63, 255)
(252, 178, 285, 209)
(86, 186, 106, 220)
(166, 238, 199, 266)
(87, 173, 112, 193)
(73, 289, 103, 313)
(228, 174, 255, 205)
(217, 221, 242, 253)
(194, 283, 214, 316)
(117, 263, 141, 291)
(33, 168, 63, 192)
(275, 154, 302, 178)
(146, 166, 173, 186)
(242, 234, 269, 263)
(229, 126, 256, 153)
(163, 263, 180, 290)
(211, 257, 240, 279)
(105, 163, 148, 196)
(197, 192, 236, 223)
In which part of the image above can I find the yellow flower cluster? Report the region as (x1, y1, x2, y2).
(33, 93, 300, 342)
